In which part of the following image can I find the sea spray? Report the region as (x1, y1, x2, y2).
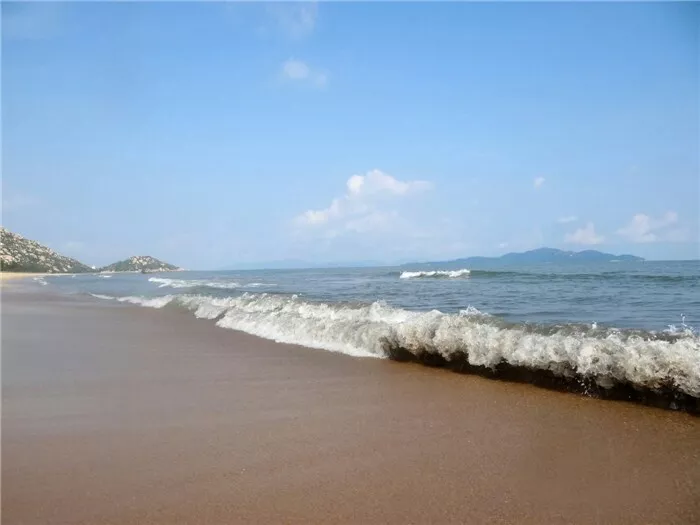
(400, 269, 471, 279)
(91, 292, 700, 406)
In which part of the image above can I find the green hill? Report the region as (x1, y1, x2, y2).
(100, 256, 181, 273)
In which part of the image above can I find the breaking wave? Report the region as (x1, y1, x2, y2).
(148, 277, 275, 290)
(396, 268, 699, 284)
(400, 269, 471, 279)
(89, 293, 114, 300)
(149, 277, 241, 290)
(89, 291, 700, 409)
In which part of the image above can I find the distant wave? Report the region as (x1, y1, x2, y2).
(90, 291, 700, 409)
(149, 277, 241, 290)
(32, 277, 48, 286)
(400, 269, 471, 279)
(396, 268, 699, 284)
(148, 277, 276, 290)
(90, 293, 116, 300)
(99, 275, 112, 279)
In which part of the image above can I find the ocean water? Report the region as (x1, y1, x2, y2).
(39, 261, 700, 405)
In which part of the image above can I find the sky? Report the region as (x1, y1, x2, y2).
(2, 1, 698, 268)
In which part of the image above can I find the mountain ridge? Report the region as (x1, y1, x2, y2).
(99, 256, 182, 273)
(0, 227, 93, 273)
(401, 247, 644, 269)
(0, 227, 181, 274)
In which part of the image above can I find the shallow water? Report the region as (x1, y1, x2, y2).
(42, 261, 700, 402)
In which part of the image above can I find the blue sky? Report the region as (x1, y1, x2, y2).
(3, 1, 698, 268)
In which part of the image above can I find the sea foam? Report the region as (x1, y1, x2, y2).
(91, 291, 700, 399)
(400, 269, 471, 279)
(148, 277, 241, 290)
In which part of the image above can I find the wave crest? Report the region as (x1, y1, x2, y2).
(149, 277, 241, 290)
(90, 291, 700, 403)
(400, 269, 471, 279)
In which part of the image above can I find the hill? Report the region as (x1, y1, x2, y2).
(401, 248, 644, 269)
(100, 256, 181, 273)
(0, 227, 93, 273)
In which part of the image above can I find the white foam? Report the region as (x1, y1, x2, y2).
(117, 295, 175, 308)
(400, 269, 471, 279)
(148, 277, 241, 290)
(32, 277, 48, 286)
(90, 293, 115, 300)
(99, 275, 112, 279)
(109, 292, 700, 396)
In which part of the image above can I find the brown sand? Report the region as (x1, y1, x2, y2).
(0, 272, 44, 285)
(3, 289, 699, 524)
(0, 272, 78, 287)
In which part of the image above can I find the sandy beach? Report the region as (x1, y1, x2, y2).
(0, 272, 44, 284)
(0, 272, 78, 287)
(3, 286, 699, 524)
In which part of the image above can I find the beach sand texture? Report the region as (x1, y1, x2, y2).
(3, 288, 699, 524)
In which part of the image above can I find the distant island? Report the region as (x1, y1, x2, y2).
(1, 227, 646, 274)
(99, 256, 181, 273)
(0, 227, 181, 274)
(401, 248, 644, 269)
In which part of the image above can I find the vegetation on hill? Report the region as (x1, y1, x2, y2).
(0, 227, 93, 273)
(99, 256, 181, 273)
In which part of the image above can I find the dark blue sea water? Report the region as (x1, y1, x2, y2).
(36, 260, 700, 401)
(44, 261, 699, 331)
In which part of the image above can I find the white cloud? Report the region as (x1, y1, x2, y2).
(557, 216, 577, 224)
(616, 211, 680, 243)
(281, 59, 328, 88)
(346, 169, 431, 197)
(564, 222, 604, 245)
(295, 169, 431, 233)
(498, 242, 509, 249)
(534, 177, 546, 189)
(266, 2, 317, 39)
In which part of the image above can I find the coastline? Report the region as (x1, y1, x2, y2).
(0, 268, 184, 287)
(0, 272, 80, 289)
(0, 271, 47, 283)
(3, 287, 699, 524)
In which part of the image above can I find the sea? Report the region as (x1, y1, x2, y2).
(33, 260, 700, 407)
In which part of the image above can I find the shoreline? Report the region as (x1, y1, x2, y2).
(3, 288, 699, 524)
(0, 271, 50, 283)
(0, 271, 78, 284)
(0, 268, 184, 286)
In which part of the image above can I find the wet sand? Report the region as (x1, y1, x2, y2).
(0, 272, 44, 285)
(3, 288, 699, 524)
(0, 272, 77, 287)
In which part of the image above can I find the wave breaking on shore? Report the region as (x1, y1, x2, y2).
(91, 292, 700, 412)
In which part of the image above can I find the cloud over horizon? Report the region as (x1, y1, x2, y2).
(616, 211, 684, 243)
(295, 169, 432, 236)
(564, 222, 604, 245)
